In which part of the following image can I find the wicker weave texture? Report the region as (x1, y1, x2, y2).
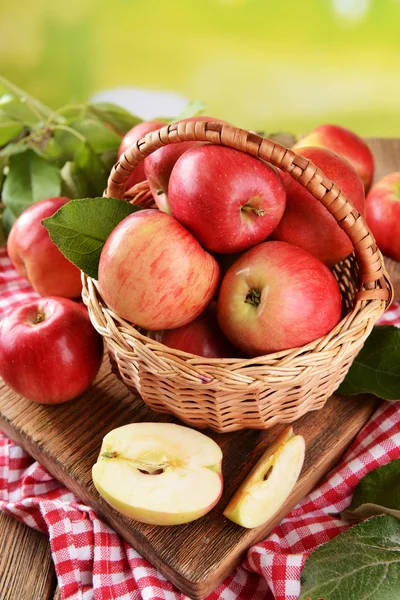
(81, 122, 392, 433)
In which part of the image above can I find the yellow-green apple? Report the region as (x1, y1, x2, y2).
(365, 171, 400, 261)
(144, 115, 227, 214)
(92, 422, 223, 525)
(272, 146, 365, 266)
(98, 209, 220, 329)
(150, 302, 243, 358)
(0, 297, 104, 404)
(118, 120, 165, 190)
(168, 145, 286, 253)
(292, 124, 374, 192)
(217, 240, 342, 356)
(224, 426, 305, 528)
(7, 197, 82, 298)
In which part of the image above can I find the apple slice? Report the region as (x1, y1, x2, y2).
(223, 427, 305, 528)
(92, 422, 223, 526)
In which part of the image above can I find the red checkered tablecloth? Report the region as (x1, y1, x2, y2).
(1, 244, 399, 600)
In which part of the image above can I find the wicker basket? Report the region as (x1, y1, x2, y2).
(81, 121, 392, 433)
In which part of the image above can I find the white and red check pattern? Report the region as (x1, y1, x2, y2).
(0, 244, 399, 600)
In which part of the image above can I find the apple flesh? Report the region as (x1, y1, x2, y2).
(168, 145, 286, 253)
(365, 171, 400, 262)
(98, 209, 220, 329)
(7, 197, 82, 298)
(92, 422, 223, 526)
(118, 120, 166, 190)
(217, 241, 342, 356)
(292, 124, 374, 192)
(223, 426, 305, 528)
(0, 297, 104, 404)
(272, 146, 366, 266)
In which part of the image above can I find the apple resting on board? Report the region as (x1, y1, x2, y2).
(365, 171, 400, 262)
(92, 423, 223, 526)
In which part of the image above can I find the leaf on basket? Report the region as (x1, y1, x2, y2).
(337, 325, 400, 400)
(341, 459, 400, 522)
(42, 197, 142, 279)
(299, 515, 400, 600)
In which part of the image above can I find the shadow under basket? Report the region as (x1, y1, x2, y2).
(81, 121, 392, 433)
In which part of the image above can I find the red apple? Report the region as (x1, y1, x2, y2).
(272, 146, 365, 266)
(98, 209, 220, 329)
(292, 124, 374, 192)
(0, 297, 104, 404)
(144, 115, 226, 214)
(118, 120, 166, 190)
(365, 171, 400, 261)
(7, 197, 82, 298)
(217, 241, 342, 356)
(168, 145, 286, 253)
(150, 303, 242, 358)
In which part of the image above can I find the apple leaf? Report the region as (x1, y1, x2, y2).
(341, 459, 400, 522)
(67, 119, 122, 154)
(171, 99, 208, 122)
(338, 325, 400, 400)
(42, 197, 142, 279)
(2, 149, 61, 225)
(87, 102, 142, 135)
(299, 515, 400, 600)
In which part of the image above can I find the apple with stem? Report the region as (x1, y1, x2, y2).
(92, 422, 223, 525)
(217, 241, 342, 356)
(292, 124, 374, 192)
(98, 209, 220, 329)
(0, 297, 104, 404)
(224, 426, 305, 528)
(168, 145, 286, 253)
(7, 197, 82, 298)
(365, 171, 400, 262)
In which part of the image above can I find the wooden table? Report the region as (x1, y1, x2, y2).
(1, 137, 399, 600)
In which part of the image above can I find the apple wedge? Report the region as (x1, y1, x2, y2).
(92, 422, 223, 526)
(223, 426, 305, 528)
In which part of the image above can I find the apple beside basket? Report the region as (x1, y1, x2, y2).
(81, 121, 393, 433)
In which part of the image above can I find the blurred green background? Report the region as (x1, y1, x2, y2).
(1, 0, 399, 136)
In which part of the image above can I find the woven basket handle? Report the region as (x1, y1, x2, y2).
(106, 121, 392, 304)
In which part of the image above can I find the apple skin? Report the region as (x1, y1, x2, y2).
(272, 146, 365, 266)
(118, 120, 166, 190)
(365, 171, 400, 261)
(217, 240, 342, 356)
(292, 124, 374, 192)
(168, 145, 287, 254)
(7, 197, 82, 298)
(98, 209, 220, 329)
(144, 115, 226, 214)
(150, 302, 243, 358)
(0, 297, 104, 404)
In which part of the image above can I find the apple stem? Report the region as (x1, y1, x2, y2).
(245, 289, 261, 306)
(241, 205, 265, 217)
(102, 451, 118, 459)
(35, 311, 46, 324)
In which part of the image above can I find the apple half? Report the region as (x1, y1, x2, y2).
(92, 422, 223, 526)
(223, 427, 305, 528)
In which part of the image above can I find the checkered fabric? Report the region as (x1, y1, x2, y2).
(1, 244, 399, 600)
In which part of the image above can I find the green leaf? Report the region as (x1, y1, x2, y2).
(342, 459, 400, 522)
(2, 206, 15, 236)
(0, 75, 56, 122)
(74, 142, 108, 197)
(60, 161, 90, 199)
(0, 151, 9, 190)
(338, 325, 400, 400)
(171, 99, 207, 122)
(87, 102, 142, 135)
(0, 120, 24, 146)
(42, 197, 142, 279)
(299, 515, 400, 600)
(68, 119, 122, 153)
(1, 149, 61, 223)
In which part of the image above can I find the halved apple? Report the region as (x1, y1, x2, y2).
(223, 426, 305, 528)
(92, 422, 223, 526)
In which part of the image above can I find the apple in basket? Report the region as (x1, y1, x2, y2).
(217, 241, 342, 356)
(168, 145, 286, 253)
(0, 297, 104, 404)
(272, 146, 366, 266)
(92, 422, 223, 525)
(365, 172, 400, 262)
(98, 209, 220, 329)
(292, 123, 374, 192)
(7, 197, 82, 298)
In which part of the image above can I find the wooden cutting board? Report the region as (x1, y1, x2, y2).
(0, 138, 398, 600)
